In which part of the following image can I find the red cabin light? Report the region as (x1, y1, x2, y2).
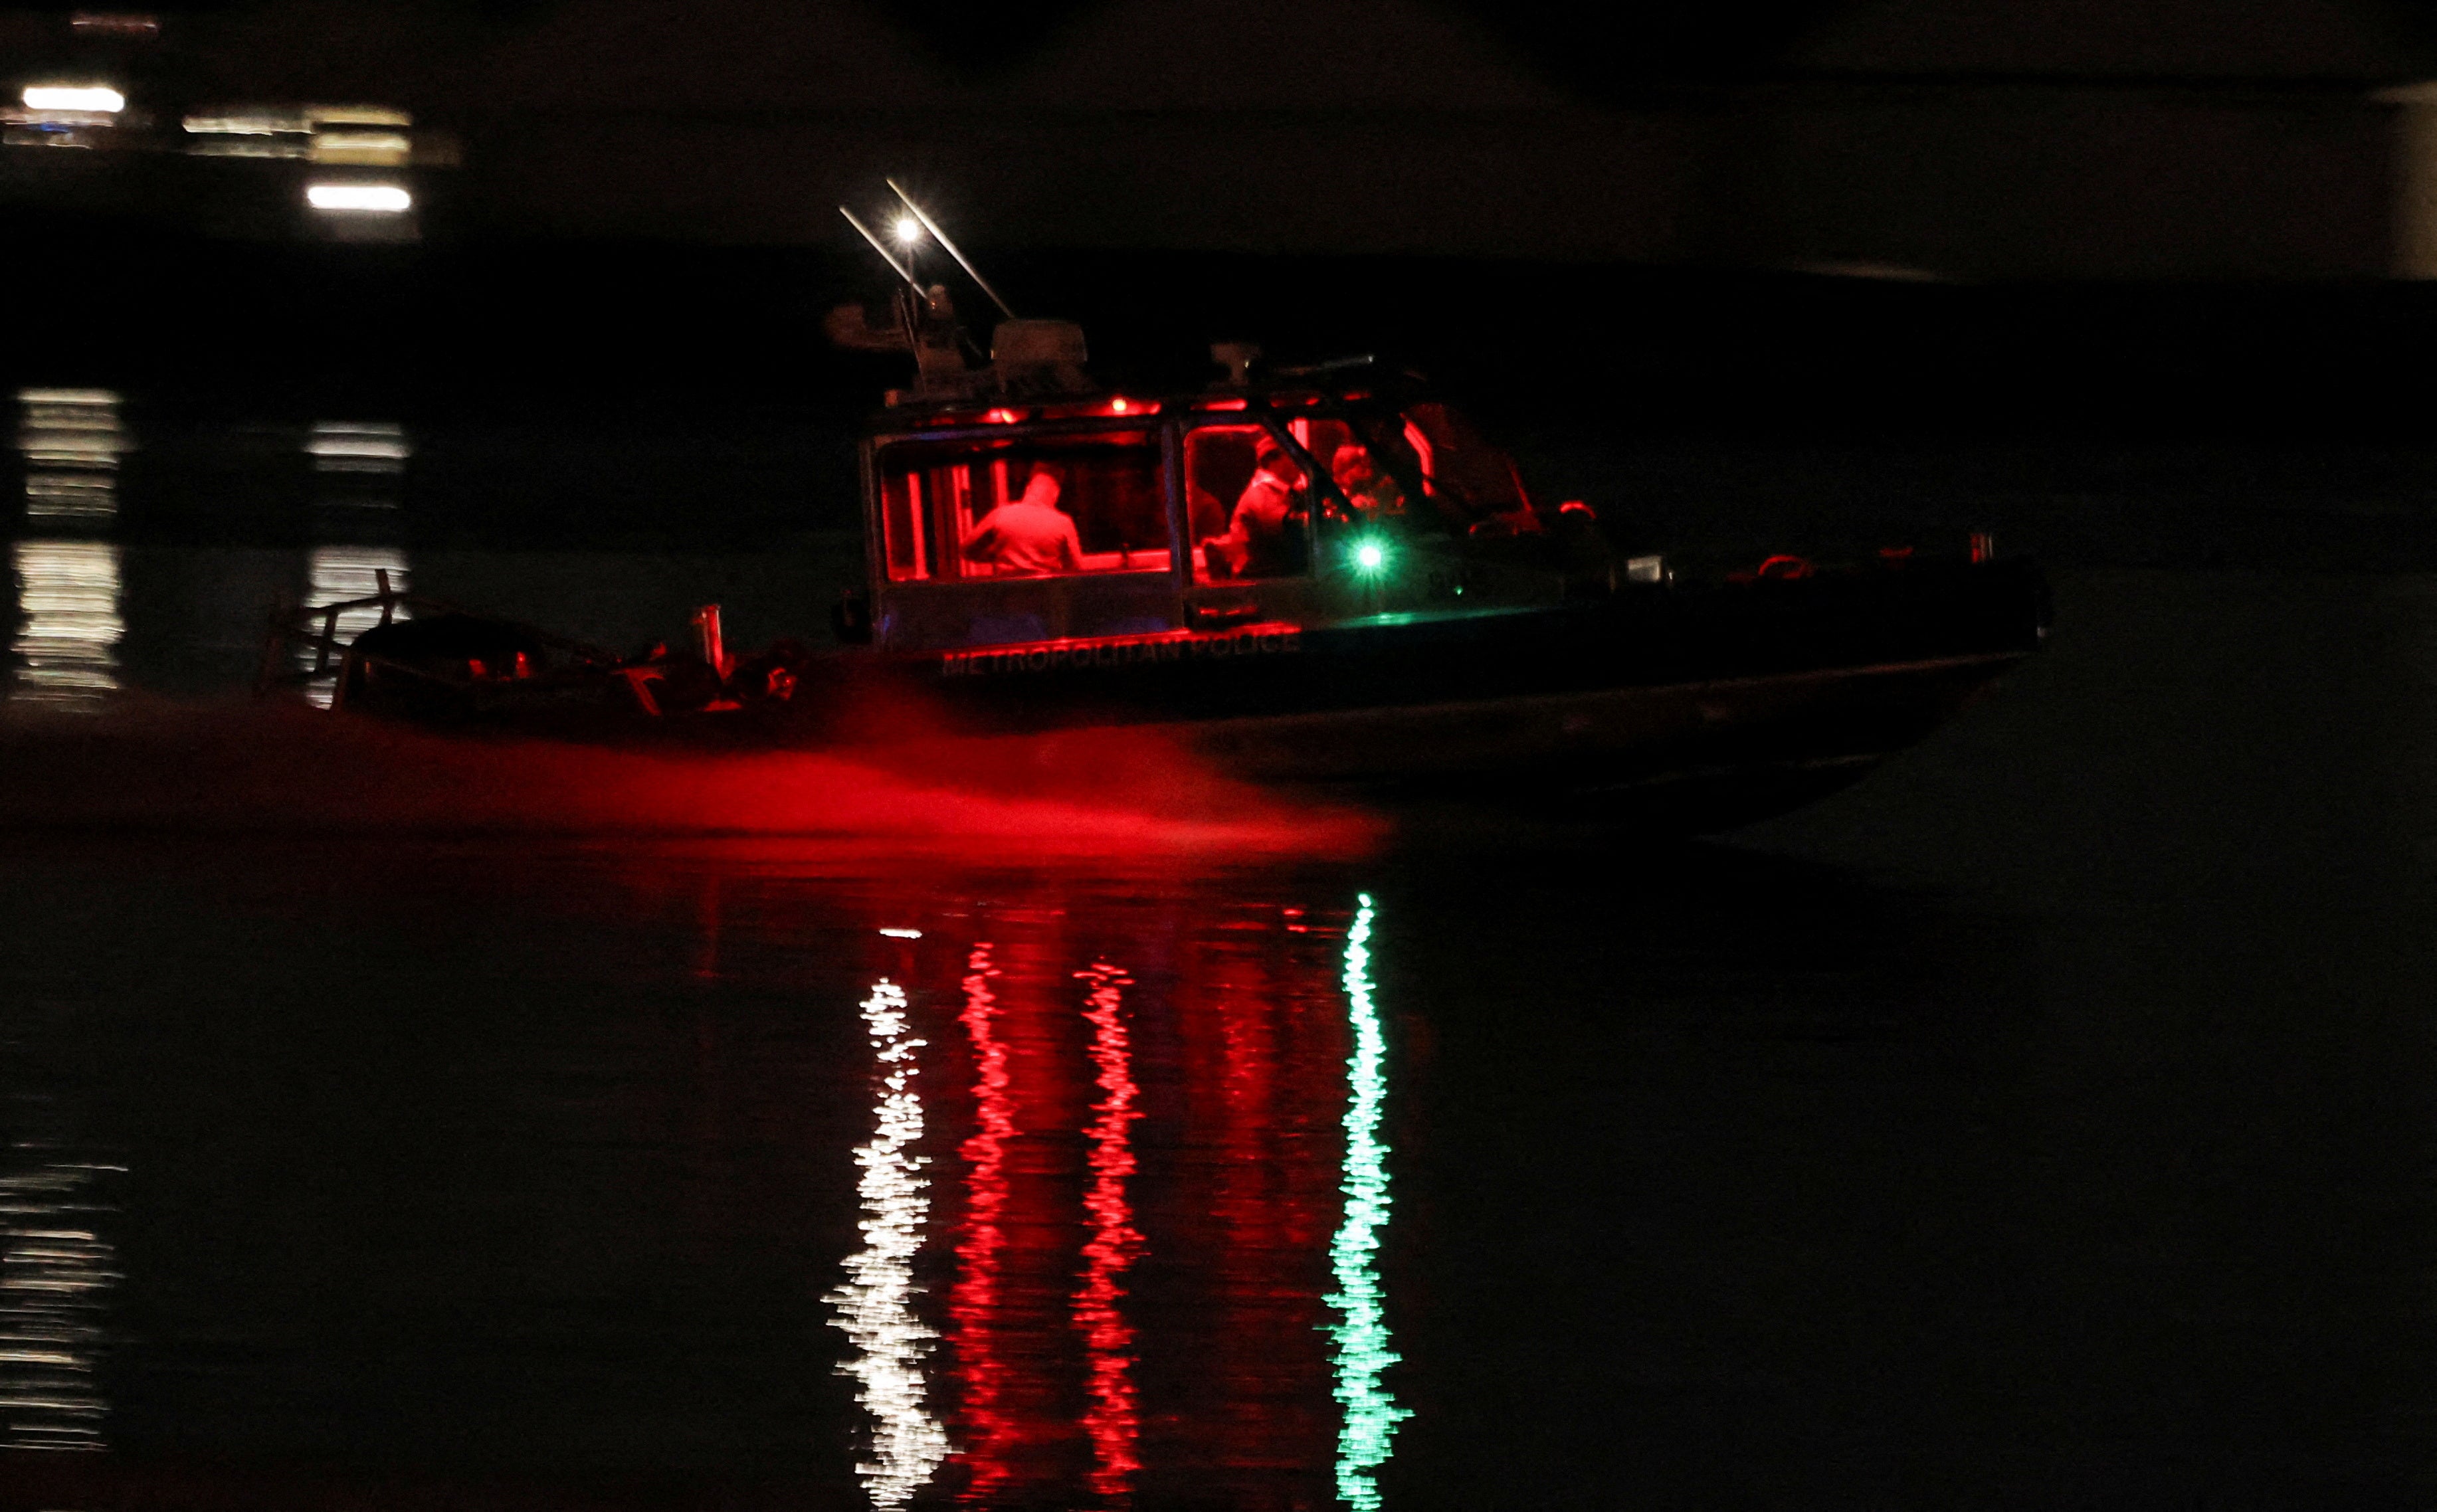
(1198, 397, 1248, 412)
(985, 407, 1021, 425)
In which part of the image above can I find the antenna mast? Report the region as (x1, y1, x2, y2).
(838, 206, 923, 293)
(887, 179, 1018, 322)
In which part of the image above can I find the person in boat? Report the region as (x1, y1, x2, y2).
(1331, 442, 1405, 521)
(961, 461, 1084, 576)
(1202, 439, 1304, 579)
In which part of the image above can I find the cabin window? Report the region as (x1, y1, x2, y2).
(1185, 423, 1311, 583)
(876, 430, 1171, 581)
(1401, 401, 1531, 525)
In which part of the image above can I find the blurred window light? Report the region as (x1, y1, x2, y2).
(186, 138, 308, 159)
(306, 104, 411, 128)
(10, 541, 123, 709)
(0, 1153, 121, 1450)
(70, 12, 159, 36)
(298, 547, 409, 708)
(25, 475, 116, 524)
(19, 389, 128, 462)
(183, 110, 309, 136)
(311, 130, 410, 165)
(21, 87, 123, 114)
(306, 183, 410, 213)
(19, 391, 125, 523)
(307, 421, 409, 474)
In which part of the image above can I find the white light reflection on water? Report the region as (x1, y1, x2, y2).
(17, 388, 126, 523)
(9, 541, 122, 709)
(0, 1151, 120, 1451)
(296, 546, 410, 708)
(1327, 894, 1408, 1511)
(825, 979, 949, 1509)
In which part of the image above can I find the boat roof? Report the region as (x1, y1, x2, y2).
(864, 377, 1410, 437)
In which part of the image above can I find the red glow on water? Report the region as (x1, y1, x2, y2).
(1072, 961, 1143, 1502)
(0, 703, 1381, 856)
(950, 943, 1019, 1504)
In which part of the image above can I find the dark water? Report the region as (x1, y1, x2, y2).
(7, 390, 2437, 1507)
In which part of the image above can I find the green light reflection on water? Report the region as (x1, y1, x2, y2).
(1327, 892, 1410, 1511)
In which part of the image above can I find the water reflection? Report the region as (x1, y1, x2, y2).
(1072, 961, 1142, 1503)
(0, 850, 1411, 1505)
(9, 540, 124, 708)
(1328, 895, 1409, 1512)
(17, 388, 126, 524)
(826, 978, 950, 1510)
(0, 1148, 120, 1452)
(949, 943, 1020, 1505)
(894, 889, 1381, 1507)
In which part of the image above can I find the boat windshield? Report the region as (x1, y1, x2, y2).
(878, 429, 1171, 581)
(1397, 401, 1533, 529)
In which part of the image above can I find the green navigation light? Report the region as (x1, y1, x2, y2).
(1327, 892, 1409, 1511)
(1354, 541, 1387, 574)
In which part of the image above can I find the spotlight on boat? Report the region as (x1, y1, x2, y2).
(306, 183, 411, 213)
(893, 216, 922, 245)
(22, 85, 124, 113)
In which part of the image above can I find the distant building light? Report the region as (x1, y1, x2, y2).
(22, 86, 123, 114)
(306, 104, 411, 128)
(306, 183, 411, 213)
(186, 138, 309, 159)
(70, 13, 159, 37)
(183, 111, 310, 136)
(312, 130, 411, 165)
(307, 421, 409, 473)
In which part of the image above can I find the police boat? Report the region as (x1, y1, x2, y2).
(264, 184, 2048, 833)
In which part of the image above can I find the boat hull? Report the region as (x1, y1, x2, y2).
(334, 557, 2048, 834)
(1181, 651, 2020, 830)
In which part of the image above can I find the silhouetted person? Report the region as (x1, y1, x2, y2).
(1202, 440, 1302, 578)
(1331, 443, 1405, 521)
(963, 462, 1084, 576)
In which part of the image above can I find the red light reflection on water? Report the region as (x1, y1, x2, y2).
(1168, 913, 1347, 1485)
(949, 943, 1019, 1504)
(1072, 961, 1143, 1503)
(447, 861, 1385, 1507)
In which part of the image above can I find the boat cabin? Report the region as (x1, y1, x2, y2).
(859, 386, 1547, 654)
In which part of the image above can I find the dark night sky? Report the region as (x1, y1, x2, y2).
(24, 0, 2437, 98)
